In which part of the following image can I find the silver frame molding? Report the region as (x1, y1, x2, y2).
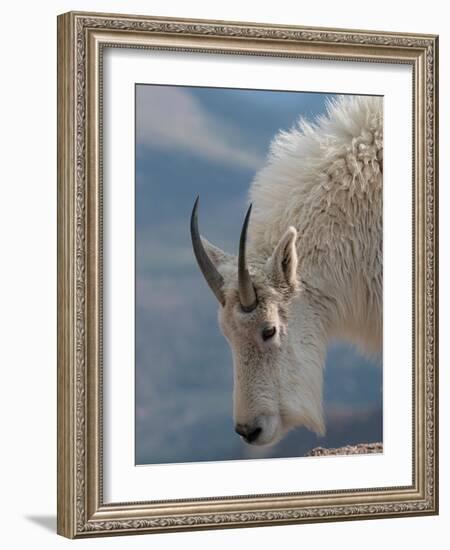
(57, 11, 439, 538)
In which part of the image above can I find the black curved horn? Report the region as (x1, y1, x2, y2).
(190, 197, 225, 306)
(238, 204, 258, 312)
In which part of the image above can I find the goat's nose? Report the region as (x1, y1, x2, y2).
(235, 423, 262, 443)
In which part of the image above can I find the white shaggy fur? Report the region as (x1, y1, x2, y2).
(201, 95, 383, 446)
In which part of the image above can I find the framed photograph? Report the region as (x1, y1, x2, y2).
(57, 11, 439, 538)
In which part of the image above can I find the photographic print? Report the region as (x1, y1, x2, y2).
(135, 85, 383, 465)
(57, 12, 437, 537)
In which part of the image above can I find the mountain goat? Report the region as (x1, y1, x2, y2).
(191, 95, 383, 446)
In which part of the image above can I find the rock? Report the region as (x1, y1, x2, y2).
(305, 442, 383, 457)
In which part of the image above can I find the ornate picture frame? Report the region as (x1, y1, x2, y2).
(57, 11, 438, 538)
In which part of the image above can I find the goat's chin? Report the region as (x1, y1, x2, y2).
(241, 413, 325, 447)
(248, 432, 283, 447)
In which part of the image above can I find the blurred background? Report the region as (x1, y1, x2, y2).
(135, 84, 383, 465)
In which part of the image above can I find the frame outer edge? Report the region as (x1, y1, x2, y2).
(57, 12, 77, 539)
(56, 10, 439, 538)
(431, 35, 439, 515)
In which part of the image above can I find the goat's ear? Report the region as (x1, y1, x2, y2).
(201, 237, 233, 268)
(267, 227, 298, 290)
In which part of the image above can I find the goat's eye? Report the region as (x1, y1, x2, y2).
(262, 326, 276, 341)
